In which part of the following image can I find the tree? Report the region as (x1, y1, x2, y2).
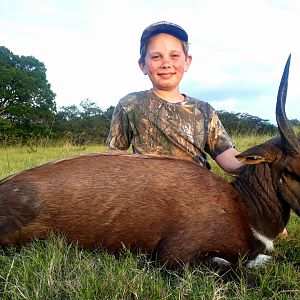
(289, 118, 300, 127)
(56, 105, 81, 121)
(0, 46, 56, 141)
(217, 110, 277, 135)
(79, 99, 102, 117)
(54, 101, 113, 144)
(289, 118, 300, 135)
(103, 105, 115, 121)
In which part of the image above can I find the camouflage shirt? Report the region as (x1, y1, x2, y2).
(106, 90, 234, 169)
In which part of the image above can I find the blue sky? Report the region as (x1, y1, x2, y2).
(1, 0, 300, 124)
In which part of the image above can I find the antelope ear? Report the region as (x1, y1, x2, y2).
(235, 143, 279, 165)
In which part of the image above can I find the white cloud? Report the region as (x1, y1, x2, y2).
(0, 0, 299, 123)
(210, 98, 238, 112)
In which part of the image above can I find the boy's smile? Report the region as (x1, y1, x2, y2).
(139, 33, 192, 101)
(158, 72, 176, 79)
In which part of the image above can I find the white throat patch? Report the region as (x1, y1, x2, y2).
(251, 227, 274, 251)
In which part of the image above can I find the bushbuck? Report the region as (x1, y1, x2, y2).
(0, 55, 299, 269)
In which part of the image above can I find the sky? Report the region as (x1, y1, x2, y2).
(1, 0, 300, 124)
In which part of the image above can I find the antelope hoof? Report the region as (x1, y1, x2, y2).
(247, 254, 272, 268)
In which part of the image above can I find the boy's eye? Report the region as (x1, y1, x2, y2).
(151, 55, 160, 59)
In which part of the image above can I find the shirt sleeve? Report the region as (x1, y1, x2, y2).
(204, 107, 235, 159)
(106, 101, 133, 150)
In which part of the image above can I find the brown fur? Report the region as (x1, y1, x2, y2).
(0, 154, 262, 268)
(2, 143, 299, 268)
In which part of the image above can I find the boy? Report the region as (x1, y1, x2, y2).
(107, 21, 288, 237)
(107, 21, 241, 174)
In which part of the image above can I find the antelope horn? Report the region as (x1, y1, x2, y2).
(276, 54, 299, 154)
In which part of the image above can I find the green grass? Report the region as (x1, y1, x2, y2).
(0, 137, 299, 299)
(0, 142, 107, 179)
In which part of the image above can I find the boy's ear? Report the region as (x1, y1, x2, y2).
(138, 59, 148, 75)
(184, 55, 192, 72)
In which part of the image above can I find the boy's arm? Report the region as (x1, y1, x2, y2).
(215, 148, 243, 175)
(205, 108, 240, 174)
(106, 147, 129, 154)
(106, 102, 132, 151)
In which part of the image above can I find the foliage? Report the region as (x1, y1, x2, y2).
(54, 100, 114, 144)
(289, 119, 300, 136)
(289, 119, 300, 127)
(0, 46, 56, 143)
(218, 110, 277, 135)
(1, 46, 299, 145)
(53, 105, 282, 145)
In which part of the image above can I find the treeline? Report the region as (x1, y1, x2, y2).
(0, 46, 113, 145)
(219, 111, 300, 136)
(54, 100, 114, 144)
(0, 46, 56, 144)
(0, 98, 114, 145)
(1, 46, 299, 145)
(217, 110, 277, 135)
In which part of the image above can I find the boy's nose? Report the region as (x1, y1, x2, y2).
(160, 60, 171, 68)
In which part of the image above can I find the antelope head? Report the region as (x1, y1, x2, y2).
(236, 55, 300, 216)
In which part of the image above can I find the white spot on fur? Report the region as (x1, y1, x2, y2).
(247, 254, 272, 268)
(251, 227, 274, 251)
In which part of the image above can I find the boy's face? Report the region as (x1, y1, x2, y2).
(139, 33, 192, 93)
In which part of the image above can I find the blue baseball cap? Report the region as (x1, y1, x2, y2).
(140, 21, 189, 55)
